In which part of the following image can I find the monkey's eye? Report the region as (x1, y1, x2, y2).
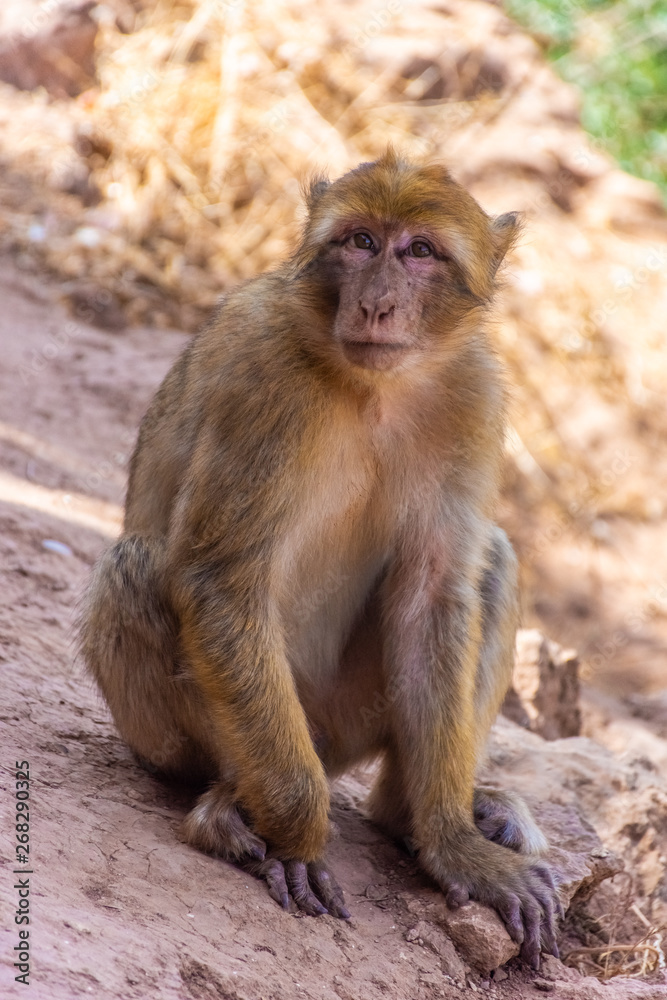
(408, 240, 433, 258)
(351, 232, 375, 251)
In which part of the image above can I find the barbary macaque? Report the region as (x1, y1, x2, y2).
(79, 149, 561, 967)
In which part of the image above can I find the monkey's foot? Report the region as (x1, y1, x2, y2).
(422, 834, 564, 971)
(245, 857, 350, 920)
(474, 787, 548, 854)
(181, 785, 267, 862)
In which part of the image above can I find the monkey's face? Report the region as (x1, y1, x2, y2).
(295, 150, 520, 376)
(321, 220, 475, 373)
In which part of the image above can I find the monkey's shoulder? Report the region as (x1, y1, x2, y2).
(184, 274, 306, 394)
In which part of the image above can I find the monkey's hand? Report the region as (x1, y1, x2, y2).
(245, 856, 350, 920)
(421, 830, 563, 970)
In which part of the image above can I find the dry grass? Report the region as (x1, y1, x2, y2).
(565, 876, 666, 980)
(0, 0, 545, 327)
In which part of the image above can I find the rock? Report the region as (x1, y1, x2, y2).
(542, 839, 623, 912)
(503, 628, 581, 739)
(405, 920, 467, 979)
(435, 902, 519, 975)
(484, 716, 667, 969)
(539, 955, 579, 982)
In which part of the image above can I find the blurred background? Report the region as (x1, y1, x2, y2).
(0, 0, 665, 741)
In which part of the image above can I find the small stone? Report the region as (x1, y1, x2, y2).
(42, 539, 73, 557)
(404, 921, 466, 979)
(539, 956, 579, 983)
(365, 883, 389, 900)
(492, 968, 508, 982)
(437, 902, 519, 975)
(533, 979, 555, 992)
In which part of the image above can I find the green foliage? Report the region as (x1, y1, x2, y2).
(505, 0, 667, 196)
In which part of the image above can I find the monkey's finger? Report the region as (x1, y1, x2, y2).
(542, 930, 560, 960)
(497, 892, 523, 945)
(531, 862, 565, 920)
(246, 857, 290, 910)
(533, 882, 559, 931)
(519, 900, 542, 971)
(308, 861, 350, 920)
(285, 860, 328, 917)
(532, 861, 556, 889)
(535, 893, 559, 958)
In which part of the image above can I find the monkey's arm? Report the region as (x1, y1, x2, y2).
(383, 519, 560, 969)
(172, 573, 349, 918)
(174, 570, 330, 861)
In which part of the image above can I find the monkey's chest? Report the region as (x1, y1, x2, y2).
(273, 464, 388, 684)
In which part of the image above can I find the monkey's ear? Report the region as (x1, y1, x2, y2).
(490, 212, 522, 274)
(306, 177, 331, 210)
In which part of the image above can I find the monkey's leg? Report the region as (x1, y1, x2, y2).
(79, 535, 206, 775)
(360, 544, 544, 856)
(383, 524, 561, 970)
(80, 536, 265, 863)
(472, 528, 547, 855)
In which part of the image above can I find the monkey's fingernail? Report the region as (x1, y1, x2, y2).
(250, 846, 265, 860)
(550, 942, 559, 959)
(280, 893, 289, 910)
(339, 906, 351, 920)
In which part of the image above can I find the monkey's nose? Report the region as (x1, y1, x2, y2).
(359, 295, 395, 325)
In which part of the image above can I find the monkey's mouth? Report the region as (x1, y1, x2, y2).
(342, 341, 410, 371)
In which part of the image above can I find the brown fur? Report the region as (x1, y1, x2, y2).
(79, 150, 560, 963)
